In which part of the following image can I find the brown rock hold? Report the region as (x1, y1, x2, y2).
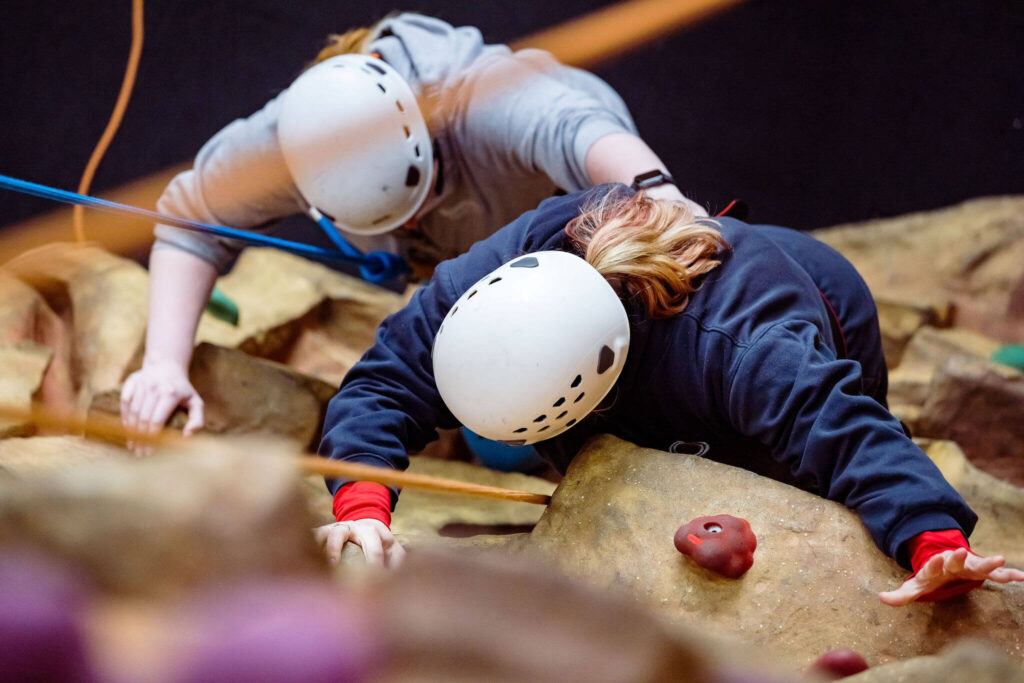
(195, 248, 406, 384)
(0, 270, 75, 418)
(886, 326, 1000, 411)
(0, 436, 325, 597)
(917, 354, 1024, 487)
(920, 439, 1024, 569)
(524, 435, 1024, 668)
(90, 343, 337, 450)
(814, 196, 1024, 344)
(874, 298, 952, 369)
(4, 244, 147, 409)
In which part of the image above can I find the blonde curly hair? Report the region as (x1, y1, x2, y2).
(566, 192, 728, 318)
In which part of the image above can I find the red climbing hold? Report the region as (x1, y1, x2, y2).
(810, 648, 869, 679)
(674, 514, 756, 579)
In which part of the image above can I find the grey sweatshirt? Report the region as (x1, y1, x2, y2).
(154, 13, 638, 270)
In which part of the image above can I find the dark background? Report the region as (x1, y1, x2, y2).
(2, 0, 1022, 242)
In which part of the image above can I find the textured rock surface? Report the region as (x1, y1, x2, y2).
(921, 439, 1024, 569)
(814, 196, 1024, 343)
(5, 244, 148, 407)
(526, 435, 1024, 667)
(848, 639, 1024, 682)
(887, 326, 1001, 410)
(874, 298, 951, 369)
(90, 343, 337, 449)
(0, 343, 51, 437)
(0, 436, 325, 596)
(917, 354, 1024, 487)
(196, 248, 405, 383)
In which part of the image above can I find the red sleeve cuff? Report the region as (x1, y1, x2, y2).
(907, 529, 983, 602)
(333, 481, 392, 527)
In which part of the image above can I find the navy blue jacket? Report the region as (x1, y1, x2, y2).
(319, 185, 977, 567)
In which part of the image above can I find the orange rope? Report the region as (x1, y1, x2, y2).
(73, 0, 145, 243)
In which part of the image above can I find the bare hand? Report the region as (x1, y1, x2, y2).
(314, 519, 406, 568)
(120, 359, 204, 453)
(879, 548, 1024, 606)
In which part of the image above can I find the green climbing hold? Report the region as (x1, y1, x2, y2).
(992, 345, 1024, 371)
(205, 286, 240, 326)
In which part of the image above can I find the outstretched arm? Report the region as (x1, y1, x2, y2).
(722, 321, 1023, 603)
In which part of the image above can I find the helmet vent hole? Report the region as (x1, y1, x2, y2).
(566, 419, 577, 427)
(533, 415, 547, 423)
(396, 100, 405, 112)
(556, 410, 568, 419)
(468, 290, 478, 299)
(538, 425, 550, 432)
(365, 61, 387, 75)
(597, 345, 615, 374)
(489, 277, 502, 285)
(403, 125, 411, 138)
(574, 392, 585, 403)
(377, 82, 387, 94)
(413, 143, 421, 159)
(570, 375, 582, 388)
(405, 165, 421, 187)
(513, 427, 527, 434)
(552, 397, 565, 407)
(371, 214, 392, 225)
(451, 306, 458, 316)
(510, 256, 539, 269)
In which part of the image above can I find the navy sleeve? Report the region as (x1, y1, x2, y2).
(724, 321, 977, 567)
(317, 188, 600, 505)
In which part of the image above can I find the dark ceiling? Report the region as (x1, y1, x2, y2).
(2, 0, 1022, 238)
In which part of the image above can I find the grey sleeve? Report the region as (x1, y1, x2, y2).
(459, 49, 638, 193)
(152, 92, 305, 271)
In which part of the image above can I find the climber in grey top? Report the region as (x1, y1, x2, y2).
(122, 13, 707, 442)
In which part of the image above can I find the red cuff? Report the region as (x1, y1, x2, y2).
(333, 481, 392, 527)
(907, 529, 983, 602)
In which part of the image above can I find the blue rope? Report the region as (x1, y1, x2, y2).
(0, 173, 408, 284)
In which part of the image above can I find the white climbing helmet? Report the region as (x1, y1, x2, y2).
(432, 251, 630, 445)
(277, 54, 434, 236)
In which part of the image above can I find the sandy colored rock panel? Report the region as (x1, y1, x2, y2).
(526, 435, 1024, 668)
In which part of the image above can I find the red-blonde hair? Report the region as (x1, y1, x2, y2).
(566, 192, 728, 318)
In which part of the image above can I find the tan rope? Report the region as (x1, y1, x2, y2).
(73, 0, 145, 243)
(0, 403, 551, 505)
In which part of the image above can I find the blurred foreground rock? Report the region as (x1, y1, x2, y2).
(0, 436, 325, 597)
(814, 196, 1024, 343)
(523, 435, 1024, 668)
(90, 343, 337, 450)
(848, 639, 1024, 683)
(196, 248, 406, 384)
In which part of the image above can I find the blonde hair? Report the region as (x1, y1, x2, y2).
(566, 192, 729, 318)
(311, 15, 396, 66)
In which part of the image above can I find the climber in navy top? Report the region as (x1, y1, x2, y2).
(315, 182, 1024, 606)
